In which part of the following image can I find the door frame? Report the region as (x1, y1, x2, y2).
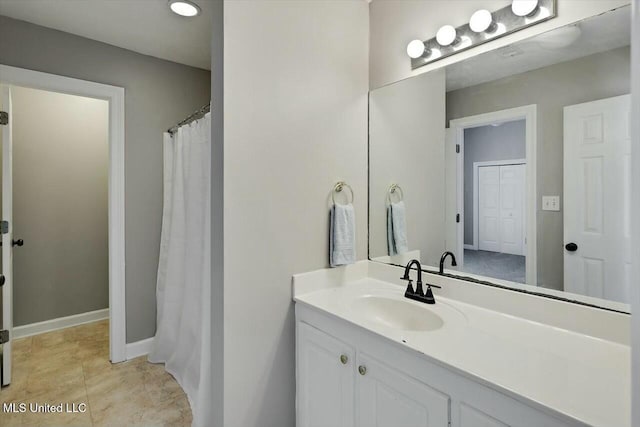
(450, 104, 537, 286)
(472, 159, 526, 252)
(0, 65, 126, 363)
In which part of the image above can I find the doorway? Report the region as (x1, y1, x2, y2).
(0, 65, 126, 387)
(449, 105, 537, 286)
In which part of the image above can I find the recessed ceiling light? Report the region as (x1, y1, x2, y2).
(169, 0, 201, 17)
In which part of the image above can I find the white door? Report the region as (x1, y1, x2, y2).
(356, 352, 449, 427)
(478, 166, 501, 252)
(564, 94, 631, 302)
(297, 322, 355, 427)
(1, 85, 13, 386)
(499, 165, 525, 256)
(478, 164, 525, 255)
(444, 128, 458, 258)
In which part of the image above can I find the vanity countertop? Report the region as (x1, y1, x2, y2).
(294, 276, 630, 427)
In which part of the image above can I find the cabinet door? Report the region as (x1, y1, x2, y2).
(297, 322, 355, 427)
(356, 352, 450, 427)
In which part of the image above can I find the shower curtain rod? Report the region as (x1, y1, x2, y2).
(167, 103, 211, 135)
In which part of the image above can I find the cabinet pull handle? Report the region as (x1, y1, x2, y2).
(340, 354, 348, 365)
(358, 365, 367, 376)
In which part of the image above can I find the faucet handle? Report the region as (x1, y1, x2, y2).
(403, 280, 415, 298)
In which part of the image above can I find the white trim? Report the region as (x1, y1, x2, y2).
(13, 309, 109, 339)
(0, 65, 127, 363)
(472, 159, 526, 253)
(125, 337, 154, 360)
(463, 244, 475, 250)
(450, 105, 537, 286)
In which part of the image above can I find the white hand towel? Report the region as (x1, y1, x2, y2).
(330, 203, 356, 267)
(387, 201, 408, 255)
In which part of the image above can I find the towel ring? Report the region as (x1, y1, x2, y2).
(387, 183, 404, 204)
(332, 181, 354, 205)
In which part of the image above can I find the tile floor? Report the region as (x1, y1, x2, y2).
(0, 320, 192, 427)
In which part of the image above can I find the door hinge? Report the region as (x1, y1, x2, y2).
(455, 144, 460, 153)
(0, 330, 8, 345)
(0, 221, 8, 234)
(0, 111, 7, 126)
(456, 213, 460, 223)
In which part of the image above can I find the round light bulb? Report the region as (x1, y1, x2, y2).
(469, 9, 494, 33)
(169, 0, 201, 17)
(406, 39, 426, 59)
(436, 25, 458, 47)
(511, 0, 539, 17)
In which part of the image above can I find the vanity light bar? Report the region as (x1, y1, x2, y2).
(409, 0, 556, 70)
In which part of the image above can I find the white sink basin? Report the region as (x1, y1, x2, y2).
(351, 296, 444, 332)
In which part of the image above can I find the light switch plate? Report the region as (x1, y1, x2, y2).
(542, 196, 560, 211)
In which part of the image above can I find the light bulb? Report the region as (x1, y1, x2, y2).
(469, 9, 495, 33)
(406, 40, 427, 59)
(436, 25, 458, 47)
(511, 0, 539, 17)
(169, 0, 201, 17)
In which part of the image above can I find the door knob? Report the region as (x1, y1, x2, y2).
(12, 239, 24, 247)
(565, 242, 578, 252)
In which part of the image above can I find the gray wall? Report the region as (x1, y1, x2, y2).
(463, 121, 526, 245)
(447, 46, 630, 290)
(369, 69, 446, 267)
(11, 87, 109, 326)
(223, 1, 369, 426)
(0, 16, 211, 342)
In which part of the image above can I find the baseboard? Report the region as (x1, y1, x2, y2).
(13, 308, 109, 339)
(125, 337, 154, 360)
(464, 244, 477, 250)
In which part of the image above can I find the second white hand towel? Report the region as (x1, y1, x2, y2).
(388, 201, 408, 255)
(330, 203, 356, 267)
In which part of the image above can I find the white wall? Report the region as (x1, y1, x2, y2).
(630, 0, 639, 424)
(223, 1, 369, 426)
(369, 0, 630, 89)
(369, 69, 446, 267)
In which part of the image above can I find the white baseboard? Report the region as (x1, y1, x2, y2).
(13, 308, 109, 339)
(464, 244, 476, 250)
(125, 337, 154, 360)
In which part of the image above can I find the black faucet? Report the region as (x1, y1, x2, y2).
(401, 259, 438, 305)
(439, 251, 457, 275)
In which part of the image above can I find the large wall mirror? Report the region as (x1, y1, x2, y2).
(368, 5, 631, 312)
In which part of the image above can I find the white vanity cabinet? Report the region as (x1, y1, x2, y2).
(296, 304, 584, 427)
(297, 321, 449, 427)
(297, 322, 356, 427)
(356, 352, 450, 427)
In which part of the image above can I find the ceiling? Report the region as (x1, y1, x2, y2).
(446, 5, 630, 91)
(0, 0, 212, 70)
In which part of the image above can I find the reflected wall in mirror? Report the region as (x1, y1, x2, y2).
(368, 6, 631, 311)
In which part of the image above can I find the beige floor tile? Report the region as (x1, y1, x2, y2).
(0, 320, 191, 427)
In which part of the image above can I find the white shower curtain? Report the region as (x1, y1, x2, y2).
(149, 112, 211, 427)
